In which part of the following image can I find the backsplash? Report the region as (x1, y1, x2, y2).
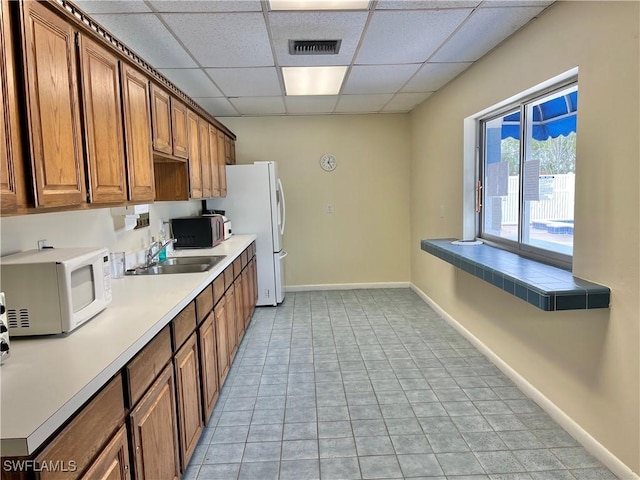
(0, 201, 200, 258)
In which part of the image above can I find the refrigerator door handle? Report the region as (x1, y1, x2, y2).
(279, 250, 288, 259)
(277, 177, 286, 235)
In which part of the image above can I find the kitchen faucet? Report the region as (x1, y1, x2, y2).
(145, 238, 176, 267)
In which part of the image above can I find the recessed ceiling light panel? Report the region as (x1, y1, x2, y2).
(269, 0, 370, 11)
(282, 66, 348, 96)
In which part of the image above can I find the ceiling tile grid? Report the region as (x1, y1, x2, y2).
(72, 0, 554, 117)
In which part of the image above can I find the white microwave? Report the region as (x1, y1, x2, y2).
(0, 247, 112, 336)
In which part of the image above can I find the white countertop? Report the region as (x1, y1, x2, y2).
(0, 235, 256, 457)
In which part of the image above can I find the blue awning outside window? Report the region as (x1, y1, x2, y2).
(501, 90, 578, 141)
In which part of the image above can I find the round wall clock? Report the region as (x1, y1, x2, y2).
(320, 154, 337, 172)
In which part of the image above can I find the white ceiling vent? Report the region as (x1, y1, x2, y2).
(289, 40, 342, 55)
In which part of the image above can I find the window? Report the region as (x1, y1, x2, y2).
(478, 80, 577, 268)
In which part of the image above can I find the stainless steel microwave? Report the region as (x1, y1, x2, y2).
(0, 247, 112, 336)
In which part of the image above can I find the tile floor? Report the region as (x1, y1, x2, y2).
(184, 289, 619, 480)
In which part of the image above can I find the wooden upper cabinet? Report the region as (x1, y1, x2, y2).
(21, 1, 86, 208)
(187, 110, 202, 199)
(208, 124, 220, 197)
(150, 84, 172, 155)
(225, 136, 233, 165)
(217, 130, 227, 197)
(78, 34, 127, 204)
(171, 100, 188, 159)
(198, 118, 211, 198)
(0, 1, 17, 213)
(121, 63, 155, 202)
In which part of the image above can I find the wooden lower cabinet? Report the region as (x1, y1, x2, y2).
(198, 312, 219, 422)
(34, 375, 125, 480)
(225, 288, 237, 364)
(79, 426, 130, 480)
(174, 334, 203, 470)
(214, 299, 229, 387)
(129, 365, 180, 480)
(233, 277, 244, 345)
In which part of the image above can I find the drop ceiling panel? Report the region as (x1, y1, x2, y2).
(342, 64, 421, 95)
(356, 9, 473, 65)
(160, 13, 274, 67)
(206, 67, 282, 97)
(149, 1, 263, 12)
(285, 96, 339, 114)
(382, 92, 433, 112)
(194, 97, 239, 117)
(158, 68, 223, 97)
(91, 14, 197, 68)
(376, 1, 481, 9)
(431, 6, 548, 62)
(72, 1, 152, 14)
(402, 62, 472, 93)
(229, 97, 287, 115)
(268, 11, 369, 67)
(335, 94, 394, 113)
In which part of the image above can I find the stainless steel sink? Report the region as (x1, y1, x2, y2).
(125, 255, 226, 276)
(160, 256, 226, 266)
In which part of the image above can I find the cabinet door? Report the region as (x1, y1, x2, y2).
(217, 130, 227, 197)
(150, 84, 172, 155)
(187, 110, 202, 199)
(171, 99, 188, 159)
(130, 365, 180, 480)
(242, 267, 251, 329)
(234, 274, 245, 345)
(214, 300, 229, 387)
(80, 425, 130, 480)
(198, 312, 219, 422)
(225, 136, 233, 165)
(225, 287, 237, 363)
(199, 118, 211, 198)
(174, 334, 203, 470)
(0, 1, 16, 212)
(21, 1, 85, 207)
(78, 35, 127, 204)
(208, 124, 220, 197)
(121, 64, 155, 202)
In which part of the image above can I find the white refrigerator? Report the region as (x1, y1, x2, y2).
(206, 161, 286, 306)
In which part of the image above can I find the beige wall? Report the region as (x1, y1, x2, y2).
(220, 115, 411, 287)
(410, 1, 639, 473)
(0, 201, 200, 257)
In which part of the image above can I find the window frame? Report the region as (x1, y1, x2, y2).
(476, 77, 578, 270)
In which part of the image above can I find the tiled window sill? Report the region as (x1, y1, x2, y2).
(421, 238, 610, 311)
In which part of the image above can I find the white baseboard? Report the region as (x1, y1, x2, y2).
(410, 283, 638, 480)
(286, 282, 410, 292)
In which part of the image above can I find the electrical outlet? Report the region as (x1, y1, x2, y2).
(326, 204, 334, 214)
(37, 239, 50, 250)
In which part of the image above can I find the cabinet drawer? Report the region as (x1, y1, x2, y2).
(35, 375, 125, 480)
(233, 257, 242, 278)
(172, 302, 196, 352)
(241, 249, 248, 268)
(126, 326, 171, 406)
(213, 274, 225, 306)
(224, 265, 234, 290)
(196, 284, 213, 324)
(251, 241, 256, 258)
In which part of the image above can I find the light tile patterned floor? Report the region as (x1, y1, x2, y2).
(184, 289, 618, 480)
